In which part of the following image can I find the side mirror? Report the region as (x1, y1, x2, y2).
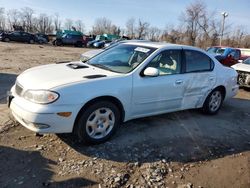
(143, 67, 159, 77)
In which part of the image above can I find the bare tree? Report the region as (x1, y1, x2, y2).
(36, 13, 53, 33)
(91, 17, 113, 35)
(147, 27, 161, 41)
(75, 20, 85, 32)
(181, 1, 207, 46)
(7, 9, 20, 30)
(0, 7, 5, 30)
(137, 19, 150, 39)
(20, 7, 34, 32)
(126, 18, 136, 39)
(161, 25, 185, 44)
(54, 13, 61, 31)
(64, 18, 73, 30)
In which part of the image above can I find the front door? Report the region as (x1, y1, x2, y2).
(131, 49, 188, 117)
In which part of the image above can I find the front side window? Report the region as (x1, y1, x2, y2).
(185, 50, 213, 72)
(12, 32, 21, 36)
(216, 48, 225, 55)
(88, 44, 156, 73)
(146, 50, 182, 75)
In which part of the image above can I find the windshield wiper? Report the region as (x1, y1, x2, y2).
(81, 59, 89, 64)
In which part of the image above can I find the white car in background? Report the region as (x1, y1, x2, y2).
(8, 42, 239, 144)
(232, 57, 250, 88)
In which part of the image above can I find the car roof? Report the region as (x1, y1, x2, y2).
(123, 41, 202, 51)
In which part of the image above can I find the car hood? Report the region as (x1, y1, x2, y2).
(16, 61, 120, 90)
(231, 63, 250, 72)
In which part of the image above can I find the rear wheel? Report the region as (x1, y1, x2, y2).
(74, 101, 120, 144)
(4, 37, 10, 42)
(202, 89, 223, 114)
(29, 39, 34, 44)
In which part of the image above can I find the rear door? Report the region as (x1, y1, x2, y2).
(181, 49, 216, 109)
(21, 32, 30, 42)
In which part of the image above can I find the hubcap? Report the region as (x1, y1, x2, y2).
(86, 108, 115, 139)
(209, 91, 222, 112)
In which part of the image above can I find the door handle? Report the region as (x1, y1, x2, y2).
(175, 80, 183, 85)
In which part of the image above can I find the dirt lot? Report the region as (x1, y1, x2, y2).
(0, 42, 250, 188)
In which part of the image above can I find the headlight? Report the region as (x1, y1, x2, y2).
(23, 90, 59, 104)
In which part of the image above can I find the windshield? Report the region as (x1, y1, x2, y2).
(243, 58, 250, 65)
(216, 48, 225, 55)
(88, 44, 156, 73)
(207, 47, 220, 54)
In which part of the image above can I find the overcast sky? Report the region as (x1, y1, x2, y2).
(0, 0, 249, 33)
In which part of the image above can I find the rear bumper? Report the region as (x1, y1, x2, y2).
(226, 85, 239, 99)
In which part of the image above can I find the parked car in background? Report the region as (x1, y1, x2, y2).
(232, 57, 250, 88)
(8, 42, 238, 144)
(35, 33, 49, 44)
(0, 31, 36, 44)
(83, 36, 94, 47)
(93, 40, 107, 48)
(207, 47, 241, 66)
(54, 33, 84, 47)
(238, 48, 250, 61)
(87, 39, 100, 48)
(35, 33, 49, 43)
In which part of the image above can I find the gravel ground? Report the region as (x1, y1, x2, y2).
(0, 42, 250, 188)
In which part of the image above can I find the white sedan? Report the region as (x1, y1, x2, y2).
(8, 42, 239, 144)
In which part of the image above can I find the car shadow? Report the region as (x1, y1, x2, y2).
(59, 97, 250, 164)
(0, 145, 97, 187)
(0, 73, 17, 104)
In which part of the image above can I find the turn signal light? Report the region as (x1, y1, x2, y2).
(57, 112, 72, 117)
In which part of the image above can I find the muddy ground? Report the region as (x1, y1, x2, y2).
(0, 42, 250, 188)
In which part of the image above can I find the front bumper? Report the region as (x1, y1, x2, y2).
(9, 94, 81, 134)
(237, 71, 250, 88)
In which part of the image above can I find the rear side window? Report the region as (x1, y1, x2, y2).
(185, 50, 213, 72)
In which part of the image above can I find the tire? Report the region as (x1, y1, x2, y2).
(29, 39, 34, 44)
(74, 41, 83, 47)
(4, 37, 10, 42)
(74, 101, 121, 144)
(55, 40, 62, 46)
(202, 89, 223, 114)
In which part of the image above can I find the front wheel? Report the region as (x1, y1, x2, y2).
(202, 89, 223, 114)
(74, 101, 120, 144)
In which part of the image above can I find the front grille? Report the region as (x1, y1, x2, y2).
(15, 82, 23, 96)
(237, 70, 250, 86)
